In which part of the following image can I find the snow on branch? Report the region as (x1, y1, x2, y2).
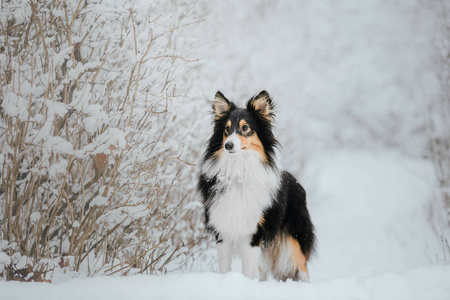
(0, 0, 203, 281)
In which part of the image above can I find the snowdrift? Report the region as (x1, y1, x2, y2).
(1, 267, 450, 300)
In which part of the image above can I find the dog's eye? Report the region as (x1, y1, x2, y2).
(225, 125, 230, 132)
(242, 125, 249, 131)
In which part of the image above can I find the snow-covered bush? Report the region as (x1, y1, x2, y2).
(0, 0, 204, 280)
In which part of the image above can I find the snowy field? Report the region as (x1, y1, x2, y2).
(1, 0, 450, 299)
(2, 266, 450, 300)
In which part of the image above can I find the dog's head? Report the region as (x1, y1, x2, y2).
(205, 90, 279, 166)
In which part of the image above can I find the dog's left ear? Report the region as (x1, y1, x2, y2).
(247, 90, 274, 121)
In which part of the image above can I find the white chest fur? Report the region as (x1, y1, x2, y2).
(202, 150, 280, 242)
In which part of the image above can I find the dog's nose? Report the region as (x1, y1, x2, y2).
(225, 142, 234, 151)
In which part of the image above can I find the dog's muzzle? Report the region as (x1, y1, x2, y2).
(224, 133, 241, 154)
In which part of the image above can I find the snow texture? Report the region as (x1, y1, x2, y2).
(1, 267, 450, 300)
(1, 0, 450, 299)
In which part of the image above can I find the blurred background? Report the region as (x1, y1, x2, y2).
(0, 0, 449, 282)
(184, 0, 450, 279)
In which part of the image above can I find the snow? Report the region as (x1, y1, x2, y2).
(1, 267, 450, 300)
(1, 94, 29, 120)
(89, 196, 109, 207)
(304, 150, 443, 280)
(45, 136, 74, 155)
(0, 253, 11, 271)
(1, 0, 449, 299)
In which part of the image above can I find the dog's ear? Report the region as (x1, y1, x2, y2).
(247, 90, 274, 121)
(213, 91, 233, 119)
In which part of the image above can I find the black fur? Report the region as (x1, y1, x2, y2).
(251, 171, 316, 257)
(198, 90, 316, 258)
(198, 173, 221, 242)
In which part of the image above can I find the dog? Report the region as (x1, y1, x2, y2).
(197, 90, 315, 282)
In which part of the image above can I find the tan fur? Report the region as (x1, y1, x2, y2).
(213, 147, 224, 158)
(225, 120, 232, 134)
(249, 94, 272, 120)
(238, 120, 268, 163)
(239, 134, 267, 162)
(217, 120, 267, 163)
(261, 233, 310, 282)
(258, 216, 265, 226)
(288, 236, 309, 277)
(213, 95, 232, 119)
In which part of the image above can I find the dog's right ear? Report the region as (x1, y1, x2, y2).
(212, 91, 233, 119)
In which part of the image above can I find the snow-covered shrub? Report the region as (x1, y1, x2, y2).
(0, 0, 203, 280)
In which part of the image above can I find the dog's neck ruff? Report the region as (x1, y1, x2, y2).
(201, 150, 281, 242)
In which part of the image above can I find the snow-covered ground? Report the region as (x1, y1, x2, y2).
(2, 266, 450, 300)
(2, 0, 450, 299)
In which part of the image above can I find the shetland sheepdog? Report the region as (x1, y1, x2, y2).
(197, 91, 316, 282)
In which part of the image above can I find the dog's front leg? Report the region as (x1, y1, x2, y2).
(217, 241, 233, 273)
(240, 241, 261, 279)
